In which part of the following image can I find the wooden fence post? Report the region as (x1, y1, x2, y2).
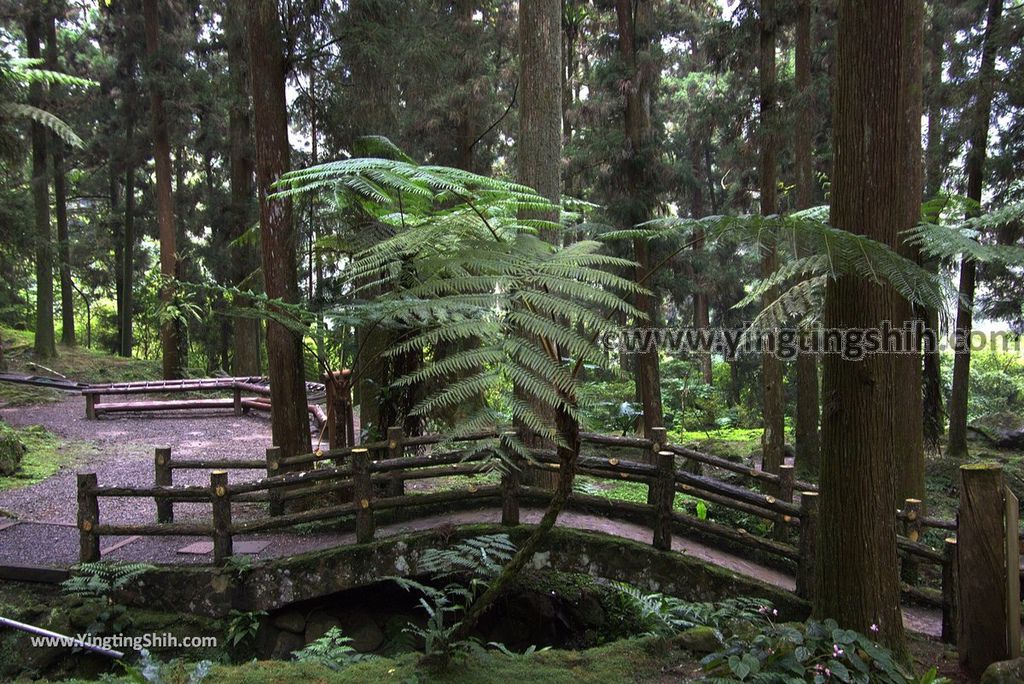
(901, 498, 923, 583)
(265, 446, 283, 516)
(353, 448, 375, 543)
(500, 431, 520, 526)
(85, 393, 97, 420)
(647, 427, 667, 506)
(210, 471, 232, 565)
(154, 447, 173, 523)
(386, 425, 404, 497)
(232, 385, 242, 416)
(796, 490, 818, 601)
(77, 473, 100, 563)
(941, 537, 958, 645)
(774, 464, 795, 541)
(652, 449, 675, 551)
(957, 464, 1021, 676)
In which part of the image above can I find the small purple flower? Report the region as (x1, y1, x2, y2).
(833, 644, 844, 658)
(870, 623, 879, 634)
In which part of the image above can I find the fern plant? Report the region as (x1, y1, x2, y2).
(292, 627, 376, 670)
(0, 56, 96, 149)
(275, 139, 643, 457)
(417, 533, 516, 579)
(61, 561, 155, 598)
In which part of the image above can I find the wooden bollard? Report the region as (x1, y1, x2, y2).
(85, 393, 98, 420)
(901, 498, 923, 583)
(796, 490, 818, 600)
(265, 446, 283, 516)
(77, 473, 100, 563)
(941, 537, 958, 645)
(154, 447, 173, 523)
(774, 465, 795, 541)
(647, 427, 667, 506)
(210, 471, 232, 565)
(386, 426, 404, 497)
(500, 431, 520, 526)
(957, 464, 1021, 676)
(652, 449, 675, 551)
(232, 386, 242, 416)
(352, 448, 374, 544)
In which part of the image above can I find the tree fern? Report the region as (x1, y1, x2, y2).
(0, 57, 96, 149)
(619, 208, 946, 334)
(275, 142, 642, 456)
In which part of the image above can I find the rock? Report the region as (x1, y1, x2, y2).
(676, 626, 721, 654)
(303, 610, 341, 644)
(272, 610, 306, 634)
(270, 630, 306, 660)
(982, 658, 1024, 684)
(347, 619, 384, 652)
(569, 592, 606, 628)
(0, 423, 26, 476)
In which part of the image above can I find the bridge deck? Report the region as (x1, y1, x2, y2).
(0, 506, 941, 637)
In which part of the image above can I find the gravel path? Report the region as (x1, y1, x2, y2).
(0, 396, 286, 525)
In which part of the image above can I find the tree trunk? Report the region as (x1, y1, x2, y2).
(224, 0, 261, 377)
(516, 0, 562, 487)
(27, 11, 56, 359)
(46, 12, 74, 347)
(616, 0, 663, 442)
(690, 139, 712, 386)
(895, 0, 926, 504)
(921, 10, 946, 449)
(142, 0, 182, 379)
(815, 0, 919, 653)
(760, 0, 784, 477)
(793, 0, 819, 478)
(121, 148, 136, 358)
(948, 0, 1003, 460)
(246, 0, 312, 462)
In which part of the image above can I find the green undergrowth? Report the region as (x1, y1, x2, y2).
(0, 423, 98, 491)
(52, 636, 699, 684)
(1, 325, 162, 387)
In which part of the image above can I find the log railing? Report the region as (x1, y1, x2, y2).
(77, 426, 974, 645)
(82, 377, 330, 431)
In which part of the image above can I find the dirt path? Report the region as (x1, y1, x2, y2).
(0, 396, 942, 637)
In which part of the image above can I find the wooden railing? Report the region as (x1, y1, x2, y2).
(81, 377, 329, 428)
(77, 426, 969, 644)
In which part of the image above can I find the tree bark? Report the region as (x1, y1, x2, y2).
(142, 0, 182, 379)
(895, 0, 926, 505)
(616, 0, 663, 441)
(516, 0, 562, 487)
(948, 0, 1004, 460)
(921, 9, 946, 449)
(27, 10, 56, 359)
(46, 12, 75, 347)
(121, 145, 136, 358)
(815, 0, 918, 653)
(224, 0, 261, 376)
(690, 140, 712, 386)
(245, 0, 312, 462)
(760, 0, 784, 477)
(793, 0, 819, 478)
